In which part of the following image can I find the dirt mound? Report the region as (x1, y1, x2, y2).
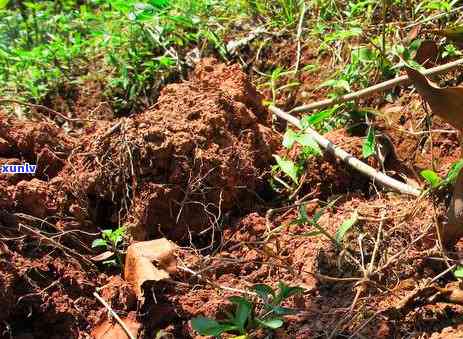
(0, 59, 278, 241)
(54, 58, 278, 241)
(0, 59, 279, 337)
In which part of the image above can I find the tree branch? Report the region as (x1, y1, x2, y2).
(290, 58, 463, 114)
(269, 105, 422, 196)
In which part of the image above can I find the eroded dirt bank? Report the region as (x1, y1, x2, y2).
(0, 59, 282, 338)
(1, 59, 463, 339)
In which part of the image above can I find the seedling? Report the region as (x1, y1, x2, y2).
(362, 126, 376, 159)
(191, 282, 303, 338)
(272, 124, 322, 189)
(92, 226, 127, 267)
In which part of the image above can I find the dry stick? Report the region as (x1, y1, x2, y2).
(289, 58, 463, 114)
(93, 291, 136, 339)
(269, 105, 422, 196)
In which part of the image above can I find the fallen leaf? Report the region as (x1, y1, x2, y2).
(405, 66, 463, 130)
(91, 251, 115, 262)
(92, 312, 140, 339)
(406, 66, 463, 248)
(124, 238, 176, 300)
(405, 25, 421, 44)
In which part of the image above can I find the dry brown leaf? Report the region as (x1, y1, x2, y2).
(91, 251, 115, 262)
(405, 25, 421, 44)
(92, 313, 140, 339)
(124, 238, 176, 299)
(405, 66, 463, 130)
(406, 66, 463, 247)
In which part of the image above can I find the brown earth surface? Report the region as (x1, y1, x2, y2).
(1, 57, 463, 339)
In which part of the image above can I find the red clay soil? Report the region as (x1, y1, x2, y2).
(0, 59, 280, 338)
(1, 57, 463, 339)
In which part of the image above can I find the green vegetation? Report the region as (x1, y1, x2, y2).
(272, 124, 321, 189)
(421, 159, 463, 189)
(1, 0, 460, 117)
(0, 0, 310, 116)
(191, 282, 303, 338)
(92, 226, 127, 266)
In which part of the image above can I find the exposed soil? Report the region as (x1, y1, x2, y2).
(1, 56, 463, 339)
(0, 59, 279, 338)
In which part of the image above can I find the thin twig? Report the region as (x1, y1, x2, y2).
(368, 216, 385, 274)
(178, 265, 256, 296)
(18, 223, 95, 269)
(289, 58, 463, 114)
(269, 105, 422, 196)
(93, 291, 136, 339)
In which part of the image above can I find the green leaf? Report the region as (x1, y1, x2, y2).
(148, 0, 170, 9)
(302, 106, 338, 127)
(276, 282, 304, 302)
(273, 155, 299, 184)
(191, 317, 233, 336)
(296, 133, 322, 156)
(0, 0, 9, 9)
(267, 305, 298, 315)
(229, 296, 252, 331)
(320, 79, 351, 92)
(101, 229, 113, 240)
(109, 0, 134, 13)
(335, 211, 358, 244)
(362, 127, 376, 158)
(454, 266, 463, 278)
(251, 284, 274, 302)
(255, 318, 284, 329)
(420, 169, 443, 188)
(292, 204, 309, 225)
(282, 129, 298, 149)
(92, 238, 108, 248)
(445, 159, 463, 185)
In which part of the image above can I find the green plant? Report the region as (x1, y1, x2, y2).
(420, 159, 463, 189)
(415, 0, 459, 13)
(259, 66, 299, 105)
(362, 126, 376, 158)
(248, 0, 303, 27)
(191, 282, 303, 338)
(293, 201, 339, 245)
(271, 126, 321, 188)
(442, 43, 462, 58)
(92, 226, 127, 266)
